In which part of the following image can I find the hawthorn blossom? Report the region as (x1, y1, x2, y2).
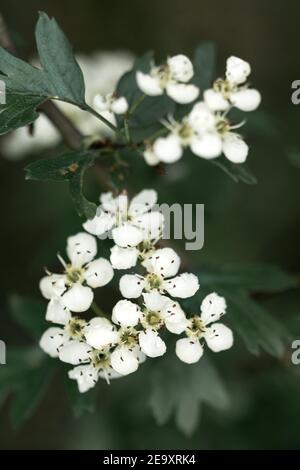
(119, 247, 199, 299)
(150, 101, 249, 164)
(175, 292, 233, 364)
(136, 54, 199, 104)
(93, 93, 128, 126)
(39, 232, 114, 314)
(204, 56, 261, 112)
(83, 190, 164, 269)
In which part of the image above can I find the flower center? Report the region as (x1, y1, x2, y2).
(142, 310, 163, 330)
(154, 64, 171, 88)
(90, 350, 110, 369)
(215, 116, 231, 135)
(146, 273, 163, 290)
(67, 317, 86, 340)
(186, 316, 206, 339)
(178, 122, 194, 144)
(119, 328, 138, 348)
(65, 265, 85, 285)
(213, 78, 233, 99)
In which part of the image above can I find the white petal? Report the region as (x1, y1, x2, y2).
(84, 317, 119, 349)
(39, 274, 66, 300)
(129, 189, 157, 216)
(112, 299, 141, 327)
(131, 344, 146, 364)
(143, 148, 160, 166)
(39, 327, 66, 358)
(188, 102, 216, 132)
(84, 258, 114, 288)
(153, 134, 183, 163)
(167, 54, 194, 82)
(62, 284, 94, 313)
(166, 83, 199, 104)
(175, 337, 203, 364)
(136, 71, 163, 96)
(111, 347, 139, 375)
(46, 298, 71, 325)
(204, 89, 230, 111)
(110, 245, 139, 270)
(143, 247, 180, 278)
(83, 210, 116, 236)
(112, 223, 144, 248)
(142, 291, 169, 311)
(162, 300, 188, 334)
(139, 330, 166, 358)
(190, 133, 222, 159)
(222, 133, 249, 163)
(59, 340, 92, 365)
(68, 364, 98, 393)
(66, 232, 97, 267)
(205, 323, 233, 352)
(93, 94, 109, 112)
(226, 56, 251, 85)
(164, 273, 199, 298)
(200, 292, 227, 325)
(230, 89, 261, 112)
(119, 274, 145, 299)
(111, 96, 128, 114)
(132, 211, 164, 241)
(100, 191, 119, 214)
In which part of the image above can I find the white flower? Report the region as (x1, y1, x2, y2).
(204, 56, 261, 112)
(83, 190, 164, 269)
(119, 247, 199, 299)
(152, 102, 249, 164)
(93, 93, 128, 127)
(39, 316, 90, 362)
(39, 232, 114, 314)
(175, 292, 233, 364)
(136, 54, 199, 104)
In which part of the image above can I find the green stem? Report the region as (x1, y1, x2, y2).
(91, 301, 110, 319)
(129, 94, 146, 115)
(124, 117, 131, 143)
(83, 104, 125, 140)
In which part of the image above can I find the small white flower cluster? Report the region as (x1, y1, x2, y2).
(39, 189, 233, 393)
(138, 55, 261, 166)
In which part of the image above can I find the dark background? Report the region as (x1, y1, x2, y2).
(0, 0, 300, 450)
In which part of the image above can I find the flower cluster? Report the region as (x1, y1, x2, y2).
(39, 189, 233, 393)
(139, 55, 261, 166)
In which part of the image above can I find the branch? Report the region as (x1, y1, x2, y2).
(0, 12, 82, 151)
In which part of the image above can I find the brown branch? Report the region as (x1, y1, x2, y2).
(0, 12, 82, 151)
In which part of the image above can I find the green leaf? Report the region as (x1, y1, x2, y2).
(0, 12, 86, 134)
(193, 42, 216, 91)
(223, 288, 290, 357)
(69, 164, 97, 219)
(9, 295, 48, 339)
(64, 375, 98, 418)
(200, 264, 296, 293)
(25, 151, 95, 182)
(0, 92, 43, 134)
(149, 356, 229, 436)
(35, 12, 85, 105)
(10, 358, 55, 428)
(211, 157, 257, 184)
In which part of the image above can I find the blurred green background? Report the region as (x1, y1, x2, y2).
(1, 0, 300, 450)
